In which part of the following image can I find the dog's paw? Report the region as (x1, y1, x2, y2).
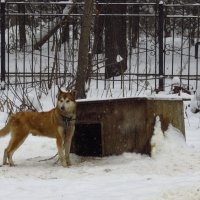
(9, 163, 16, 167)
(62, 163, 68, 168)
(66, 159, 72, 167)
(60, 160, 68, 168)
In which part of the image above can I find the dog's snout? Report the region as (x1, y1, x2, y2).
(61, 106, 65, 111)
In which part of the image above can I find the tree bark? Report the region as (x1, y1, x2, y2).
(104, 0, 127, 79)
(75, 0, 94, 99)
(129, 4, 139, 48)
(93, 3, 104, 54)
(18, 3, 26, 50)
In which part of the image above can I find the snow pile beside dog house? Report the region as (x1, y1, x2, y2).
(72, 97, 185, 157)
(190, 83, 200, 113)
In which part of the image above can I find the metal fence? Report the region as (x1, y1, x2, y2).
(1, 1, 200, 93)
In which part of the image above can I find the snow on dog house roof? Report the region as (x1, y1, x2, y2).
(72, 97, 185, 157)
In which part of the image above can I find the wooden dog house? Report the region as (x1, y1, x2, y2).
(72, 97, 185, 157)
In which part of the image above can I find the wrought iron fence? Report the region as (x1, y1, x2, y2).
(0, 1, 200, 93)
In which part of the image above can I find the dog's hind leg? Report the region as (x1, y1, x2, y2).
(4, 131, 28, 166)
(3, 149, 8, 165)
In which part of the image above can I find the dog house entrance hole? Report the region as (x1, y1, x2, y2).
(73, 123, 102, 157)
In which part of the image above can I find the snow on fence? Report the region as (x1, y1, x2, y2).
(0, 2, 200, 94)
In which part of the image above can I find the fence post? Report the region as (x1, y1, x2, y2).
(0, 0, 6, 90)
(158, 1, 164, 91)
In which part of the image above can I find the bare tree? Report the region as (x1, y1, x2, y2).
(104, 0, 127, 79)
(18, 2, 26, 50)
(75, 0, 94, 99)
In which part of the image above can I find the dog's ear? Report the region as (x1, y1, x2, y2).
(56, 86, 62, 98)
(71, 90, 77, 99)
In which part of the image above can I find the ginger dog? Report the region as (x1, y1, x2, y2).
(0, 89, 76, 167)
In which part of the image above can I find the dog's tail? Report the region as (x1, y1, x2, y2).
(0, 118, 11, 137)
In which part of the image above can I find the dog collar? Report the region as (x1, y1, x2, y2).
(61, 115, 76, 135)
(61, 115, 76, 123)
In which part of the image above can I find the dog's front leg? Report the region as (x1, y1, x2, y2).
(64, 126, 75, 166)
(56, 136, 67, 167)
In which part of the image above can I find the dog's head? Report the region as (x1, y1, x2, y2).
(57, 89, 76, 116)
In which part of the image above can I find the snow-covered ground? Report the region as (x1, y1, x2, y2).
(0, 94, 200, 200)
(1, 27, 200, 199)
(1, 4, 200, 199)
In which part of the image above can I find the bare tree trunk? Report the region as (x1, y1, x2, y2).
(18, 3, 26, 50)
(129, 4, 139, 48)
(93, 3, 104, 54)
(75, 0, 94, 99)
(104, 0, 127, 79)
